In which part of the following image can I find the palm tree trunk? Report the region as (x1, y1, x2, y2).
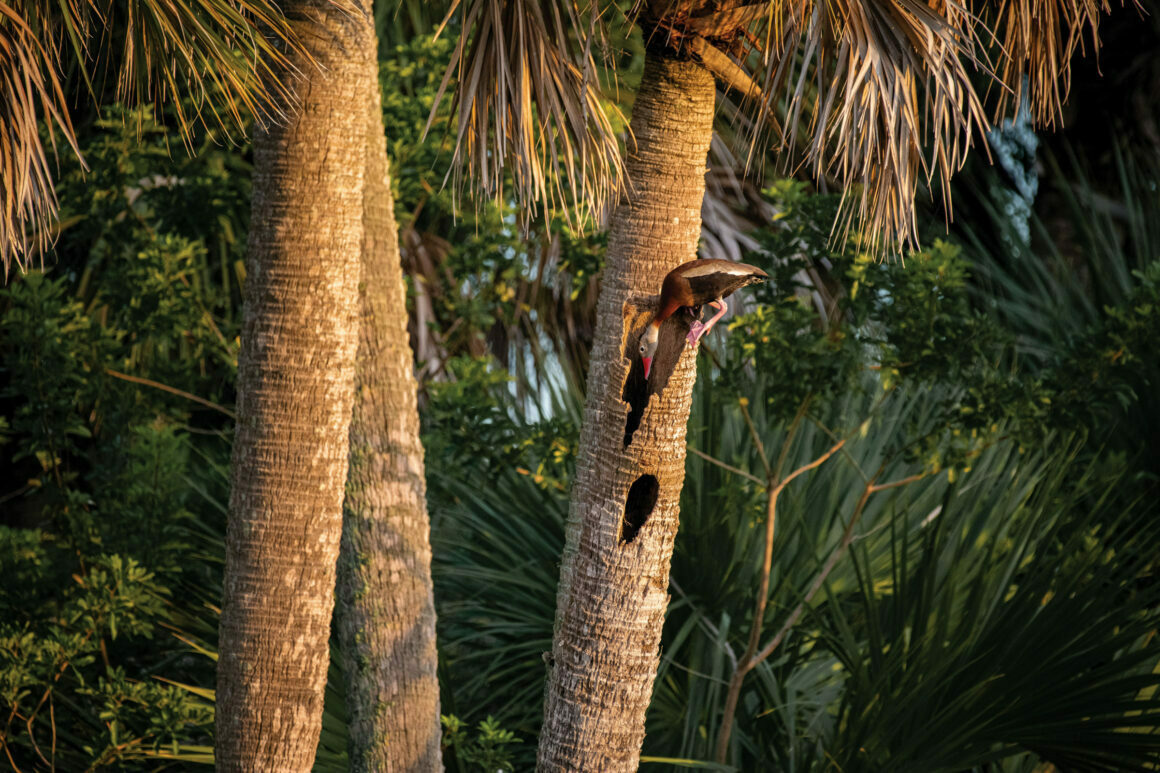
(214, 1, 369, 768)
(537, 50, 716, 771)
(334, 28, 442, 772)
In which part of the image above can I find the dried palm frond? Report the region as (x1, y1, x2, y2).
(700, 133, 777, 264)
(436, 0, 1126, 253)
(0, 0, 302, 274)
(979, 0, 1114, 127)
(642, 0, 1126, 253)
(0, 2, 79, 275)
(428, 0, 626, 230)
(740, 0, 989, 252)
(102, 0, 303, 142)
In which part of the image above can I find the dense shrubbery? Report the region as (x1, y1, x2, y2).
(0, 108, 239, 768)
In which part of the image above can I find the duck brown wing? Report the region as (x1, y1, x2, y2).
(684, 271, 765, 305)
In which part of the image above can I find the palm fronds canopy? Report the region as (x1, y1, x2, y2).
(438, 0, 1126, 251)
(0, 0, 302, 275)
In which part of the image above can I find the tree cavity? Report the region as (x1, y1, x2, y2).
(620, 474, 659, 545)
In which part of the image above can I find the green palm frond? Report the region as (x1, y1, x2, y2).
(428, 0, 626, 229)
(429, 466, 564, 743)
(0, 0, 302, 273)
(822, 451, 1160, 773)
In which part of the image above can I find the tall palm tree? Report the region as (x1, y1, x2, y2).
(212, 0, 374, 769)
(334, 18, 442, 771)
(435, 1, 1125, 769)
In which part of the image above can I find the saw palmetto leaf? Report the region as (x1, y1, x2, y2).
(428, 0, 625, 229)
(822, 445, 1160, 773)
(0, 0, 302, 274)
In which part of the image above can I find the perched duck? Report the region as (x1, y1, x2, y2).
(638, 258, 767, 378)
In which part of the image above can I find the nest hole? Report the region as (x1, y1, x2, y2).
(620, 474, 659, 545)
(622, 362, 649, 447)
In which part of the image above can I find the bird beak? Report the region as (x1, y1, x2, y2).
(642, 356, 653, 380)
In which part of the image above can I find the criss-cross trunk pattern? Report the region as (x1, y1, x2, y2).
(537, 51, 716, 771)
(335, 22, 443, 772)
(215, 0, 369, 768)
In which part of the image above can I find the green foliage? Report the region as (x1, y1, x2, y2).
(1045, 261, 1160, 433)
(957, 139, 1160, 470)
(727, 181, 1046, 473)
(0, 104, 236, 769)
(423, 355, 577, 492)
(441, 714, 520, 772)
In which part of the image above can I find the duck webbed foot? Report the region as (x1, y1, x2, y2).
(686, 320, 706, 347)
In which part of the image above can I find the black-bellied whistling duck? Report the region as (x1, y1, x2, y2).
(638, 258, 768, 379)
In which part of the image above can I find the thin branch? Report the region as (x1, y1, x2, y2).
(745, 433, 850, 682)
(687, 446, 765, 487)
(104, 369, 236, 419)
(773, 440, 845, 494)
(738, 398, 771, 479)
(2, 698, 25, 773)
(753, 471, 928, 666)
(49, 695, 55, 772)
(2, 737, 23, 773)
(25, 710, 49, 768)
(715, 432, 846, 764)
(869, 473, 926, 493)
(716, 464, 928, 763)
(772, 398, 811, 485)
(808, 412, 881, 485)
(750, 482, 874, 667)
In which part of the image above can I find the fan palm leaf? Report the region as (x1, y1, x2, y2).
(0, 0, 302, 273)
(429, 0, 626, 229)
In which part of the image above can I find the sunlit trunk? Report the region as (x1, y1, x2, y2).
(214, 0, 368, 768)
(335, 28, 442, 772)
(537, 50, 716, 771)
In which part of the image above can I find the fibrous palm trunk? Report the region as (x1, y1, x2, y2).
(537, 50, 716, 771)
(215, 0, 369, 768)
(334, 24, 442, 772)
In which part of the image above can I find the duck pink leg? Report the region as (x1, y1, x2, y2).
(686, 300, 727, 347)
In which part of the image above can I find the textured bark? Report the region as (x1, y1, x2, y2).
(214, 1, 369, 769)
(537, 51, 716, 771)
(334, 26, 442, 773)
